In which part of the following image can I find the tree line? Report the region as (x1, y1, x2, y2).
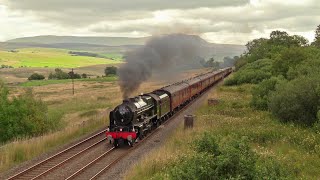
(225, 25, 320, 126)
(28, 66, 118, 81)
(200, 56, 239, 69)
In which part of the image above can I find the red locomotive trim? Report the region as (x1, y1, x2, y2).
(106, 131, 137, 140)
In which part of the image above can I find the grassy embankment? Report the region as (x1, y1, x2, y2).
(126, 82, 320, 179)
(0, 48, 119, 68)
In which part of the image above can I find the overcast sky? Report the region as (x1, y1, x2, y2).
(0, 0, 319, 44)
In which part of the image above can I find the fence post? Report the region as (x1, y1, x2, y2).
(184, 115, 194, 129)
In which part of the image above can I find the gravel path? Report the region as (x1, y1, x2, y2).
(97, 85, 217, 180)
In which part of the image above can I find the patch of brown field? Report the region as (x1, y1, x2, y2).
(62, 108, 109, 127)
(0, 64, 120, 84)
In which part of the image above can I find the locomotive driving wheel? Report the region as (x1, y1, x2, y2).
(128, 139, 134, 147)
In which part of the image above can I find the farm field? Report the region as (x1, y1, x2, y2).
(0, 64, 121, 85)
(0, 48, 120, 68)
(100, 53, 123, 61)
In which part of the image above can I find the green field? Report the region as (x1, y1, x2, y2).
(0, 48, 120, 68)
(100, 53, 123, 61)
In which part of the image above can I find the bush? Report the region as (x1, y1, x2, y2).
(1, 64, 14, 69)
(28, 73, 45, 80)
(168, 134, 287, 179)
(68, 71, 81, 79)
(251, 77, 285, 110)
(48, 68, 70, 80)
(225, 59, 273, 86)
(272, 47, 308, 78)
(194, 132, 220, 155)
(0, 81, 55, 143)
(268, 75, 320, 126)
(104, 66, 117, 76)
(81, 73, 87, 78)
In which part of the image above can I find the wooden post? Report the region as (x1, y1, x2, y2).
(72, 68, 74, 95)
(184, 115, 194, 129)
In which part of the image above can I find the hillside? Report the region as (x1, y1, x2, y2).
(0, 48, 119, 68)
(6, 36, 148, 46)
(3, 35, 245, 61)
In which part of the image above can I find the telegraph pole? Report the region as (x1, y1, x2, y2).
(72, 68, 74, 95)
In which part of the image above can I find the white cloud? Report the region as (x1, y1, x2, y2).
(0, 0, 319, 44)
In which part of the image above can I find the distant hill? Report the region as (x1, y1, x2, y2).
(7, 35, 148, 46)
(2, 35, 245, 61)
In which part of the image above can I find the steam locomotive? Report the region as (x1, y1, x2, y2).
(106, 68, 232, 147)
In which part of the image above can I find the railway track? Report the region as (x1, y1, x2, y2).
(64, 127, 161, 180)
(64, 126, 164, 180)
(7, 130, 107, 180)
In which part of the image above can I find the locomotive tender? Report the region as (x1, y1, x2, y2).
(106, 68, 232, 147)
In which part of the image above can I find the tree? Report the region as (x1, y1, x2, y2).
(48, 73, 55, 79)
(222, 56, 236, 68)
(312, 24, 320, 47)
(224, 59, 272, 86)
(55, 68, 69, 79)
(68, 71, 81, 79)
(268, 75, 320, 126)
(81, 73, 87, 78)
(251, 77, 285, 110)
(104, 66, 117, 76)
(28, 73, 45, 80)
(292, 35, 309, 47)
(49, 68, 70, 79)
(269, 30, 295, 47)
(272, 47, 307, 78)
(245, 38, 271, 63)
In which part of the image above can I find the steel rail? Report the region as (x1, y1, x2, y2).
(7, 129, 107, 180)
(65, 147, 115, 180)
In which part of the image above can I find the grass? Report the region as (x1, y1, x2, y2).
(20, 76, 118, 87)
(126, 83, 320, 179)
(0, 48, 119, 68)
(0, 115, 107, 172)
(100, 53, 123, 61)
(79, 110, 99, 118)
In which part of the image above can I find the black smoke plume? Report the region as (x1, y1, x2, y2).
(118, 34, 209, 99)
